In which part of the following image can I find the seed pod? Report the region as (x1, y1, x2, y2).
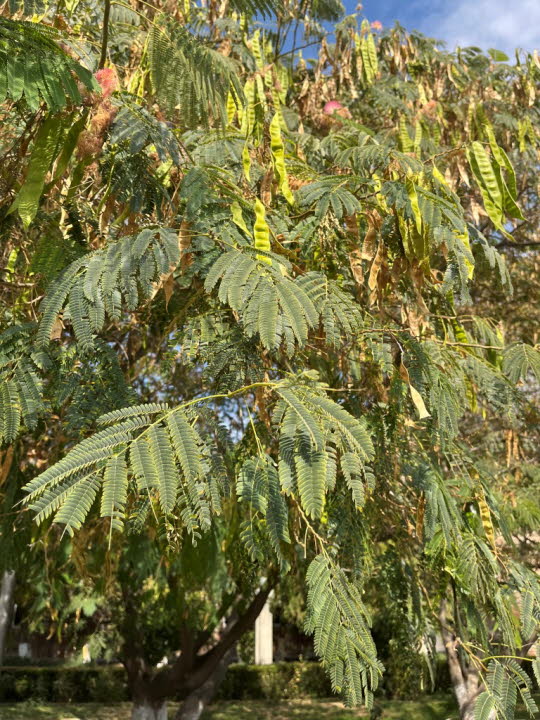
(269, 113, 294, 205)
(253, 198, 272, 265)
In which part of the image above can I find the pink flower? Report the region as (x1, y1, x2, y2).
(94, 67, 119, 97)
(323, 101, 352, 120)
(371, 20, 383, 31)
(323, 100, 344, 115)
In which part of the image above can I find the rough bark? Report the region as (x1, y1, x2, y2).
(174, 648, 235, 720)
(0, 570, 15, 665)
(131, 700, 168, 720)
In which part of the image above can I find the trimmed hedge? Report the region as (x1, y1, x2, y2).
(0, 662, 330, 703)
(218, 662, 332, 700)
(0, 658, 450, 703)
(0, 665, 127, 702)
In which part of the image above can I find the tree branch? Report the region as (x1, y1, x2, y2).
(185, 578, 275, 692)
(99, 0, 112, 69)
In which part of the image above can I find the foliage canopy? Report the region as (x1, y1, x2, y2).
(1, 0, 540, 715)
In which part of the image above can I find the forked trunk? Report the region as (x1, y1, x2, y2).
(131, 700, 168, 720)
(174, 648, 235, 720)
(175, 695, 205, 720)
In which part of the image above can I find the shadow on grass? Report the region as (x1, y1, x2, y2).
(3, 695, 537, 720)
(202, 696, 459, 720)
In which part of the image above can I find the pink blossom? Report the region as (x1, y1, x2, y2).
(94, 67, 119, 97)
(371, 20, 383, 31)
(323, 100, 344, 115)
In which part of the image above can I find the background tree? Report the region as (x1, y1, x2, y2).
(1, 3, 540, 720)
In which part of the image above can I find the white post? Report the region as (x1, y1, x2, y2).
(254, 592, 273, 665)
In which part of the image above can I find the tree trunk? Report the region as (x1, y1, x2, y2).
(174, 648, 235, 720)
(439, 600, 496, 720)
(0, 570, 15, 665)
(122, 580, 274, 720)
(131, 700, 168, 720)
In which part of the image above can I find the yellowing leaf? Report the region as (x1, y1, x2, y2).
(409, 384, 430, 419)
(231, 201, 251, 237)
(477, 488, 496, 550)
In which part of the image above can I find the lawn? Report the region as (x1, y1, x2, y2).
(0, 696, 459, 720)
(0, 697, 537, 720)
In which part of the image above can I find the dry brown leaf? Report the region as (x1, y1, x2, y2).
(50, 316, 64, 341)
(361, 223, 377, 261)
(260, 168, 274, 206)
(348, 249, 364, 286)
(368, 243, 383, 291)
(179, 220, 193, 270)
(0, 447, 14, 489)
(457, 161, 470, 187)
(163, 273, 175, 308)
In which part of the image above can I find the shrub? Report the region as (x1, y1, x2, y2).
(0, 659, 450, 703)
(0, 666, 128, 702)
(216, 662, 333, 701)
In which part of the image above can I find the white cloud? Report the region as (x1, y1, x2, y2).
(417, 0, 540, 54)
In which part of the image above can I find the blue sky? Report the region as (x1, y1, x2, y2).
(351, 0, 540, 55)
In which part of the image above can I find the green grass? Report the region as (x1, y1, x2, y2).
(0, 696, 536, 720)
(0, 696, 459, 720)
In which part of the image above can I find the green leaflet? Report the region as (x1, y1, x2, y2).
(253, 198, 272, 264)
(517, 116, 536, 153)
(474, 692, 496, 720)
(237, 455, 290, 569)
(22, 400, 215, 534)
(101, 453, 129, 534)
(37, 227, 180, 348)
(455, 231, 474, 280)
(398, 184, 428, 264)
(269, 112, 294, 205)
(305, 555, 382, 706)
(0, 18, 98, 110)
(204, 248, 318, 352)
(276, 65, 288, 104)
(364, 33, 378, 82)
(147, 23, 242, 127)
(10, 114, 65, 228)
(503, 343, 540, 383)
